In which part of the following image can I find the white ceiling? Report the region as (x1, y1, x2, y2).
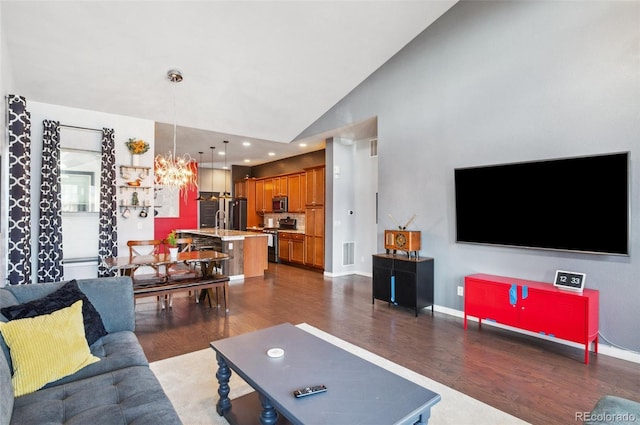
(2, 1, 457, 168)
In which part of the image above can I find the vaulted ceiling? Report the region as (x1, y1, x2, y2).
(2, 1, 457, 166)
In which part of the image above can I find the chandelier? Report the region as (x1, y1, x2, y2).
(154, 69, 197, 198)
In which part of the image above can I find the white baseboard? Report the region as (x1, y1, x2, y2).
(434, 305, 640, 364)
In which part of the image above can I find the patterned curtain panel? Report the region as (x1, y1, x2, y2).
(98, 128, 117, 277)
(37, 120, 63, 282)
(7, 95, 32, 285)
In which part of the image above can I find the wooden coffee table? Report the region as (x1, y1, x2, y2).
(210, 323, 440, 425)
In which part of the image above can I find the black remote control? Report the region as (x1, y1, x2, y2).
(293, 385, 327, 398)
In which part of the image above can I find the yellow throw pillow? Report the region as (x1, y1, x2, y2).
(0, 300, 100, 397)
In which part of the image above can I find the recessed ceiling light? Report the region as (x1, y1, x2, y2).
(299, 143, 307, 147)
(268, 152, 276, 156)
(218, 151, 225, 156)
(244, 159, 250, 163)
(242, 141, 251, 147)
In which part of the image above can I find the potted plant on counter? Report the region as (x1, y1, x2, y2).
(166, 230, 179, 259)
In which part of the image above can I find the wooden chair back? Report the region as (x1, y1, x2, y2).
(127, 239, 163, 257)
(126, 239, 165, 284)
(161, 237, 193, 253)
(164, 237, 199, 281)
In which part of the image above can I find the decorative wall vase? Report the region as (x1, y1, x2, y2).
(131, 154, 140, 167)
(169, 247, 178, 260)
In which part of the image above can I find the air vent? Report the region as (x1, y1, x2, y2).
(342, 242, 355, 266)
(369, 138, 378, 157)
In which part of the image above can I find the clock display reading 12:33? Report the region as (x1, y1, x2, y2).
(553, 270, 586, 292)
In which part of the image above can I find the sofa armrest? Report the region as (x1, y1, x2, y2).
(76, 276, 135, 333)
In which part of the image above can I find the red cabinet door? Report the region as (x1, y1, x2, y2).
(518, 288, 587, 342)
(465, 278, 518, 326)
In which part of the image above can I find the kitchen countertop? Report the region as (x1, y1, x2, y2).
(177, 228, 269, 241)
(246, 226, 305, 234)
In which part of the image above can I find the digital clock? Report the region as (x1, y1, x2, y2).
(553, 270, 586, 292)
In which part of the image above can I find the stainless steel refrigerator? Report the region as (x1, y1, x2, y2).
(230, 198, 247, 230)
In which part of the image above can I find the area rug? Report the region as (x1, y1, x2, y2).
(150, 323, 529, 425)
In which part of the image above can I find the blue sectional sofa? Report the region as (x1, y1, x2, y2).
(0, 276, 182, 425)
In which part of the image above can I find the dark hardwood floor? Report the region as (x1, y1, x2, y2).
(135, 262, 640, 425)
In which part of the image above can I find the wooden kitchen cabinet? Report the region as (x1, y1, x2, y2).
(242, 178, 259, 228)
(304, 206, 324, 269)
(286, 173, 305, 213)
(278, 232, 304, 264)
(234, 180, 247, 198)
(305, 165, 325, 206)
(273, 176, 287, 197)
(264, 178, 274, 210)
(255, 179, 270, 213)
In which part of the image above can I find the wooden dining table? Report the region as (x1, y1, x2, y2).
(103, 250, 230, 309)
(104, 250, 229, 277)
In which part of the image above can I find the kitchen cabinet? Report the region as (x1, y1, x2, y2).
(255, 179, 266, 213)
(304, 206, 324, 269)
(234, 180, 247, 198)
(235, 178, 260, 228)
(278, 232, 304, 264)
(305, 166, 325, 206)
(286, 173, 305, 213)
(263, 178, 274, 211)
(464, 273, 599, 364)
(372, 254, 434, 317)
(273, 176, 287, 197)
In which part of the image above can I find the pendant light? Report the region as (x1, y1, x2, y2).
(195, 151, 204, 201)
(208, 147, 218, 201)
(154, 70, 197, 199)
(221, 140, 232, 198)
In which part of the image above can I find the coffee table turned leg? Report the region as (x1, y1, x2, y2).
(215, 353, 232, 415)
(258, 393, 278, 425)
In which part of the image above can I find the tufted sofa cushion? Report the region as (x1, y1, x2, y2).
(11, 365, 181, 425)
(42, 331, 149, 389)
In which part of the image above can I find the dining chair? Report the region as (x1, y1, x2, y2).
(126, 239, 168, 307)
(163, 237, 201, 305)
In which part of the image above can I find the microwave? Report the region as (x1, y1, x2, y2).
(272, 196, 288, 213)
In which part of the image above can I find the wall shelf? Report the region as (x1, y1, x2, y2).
(118, 186, 151, 193)
(119, 165, 151, 178)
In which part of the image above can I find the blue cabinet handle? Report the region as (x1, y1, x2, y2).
(509, 283, 517, 305)
(391, 276, 396, 303)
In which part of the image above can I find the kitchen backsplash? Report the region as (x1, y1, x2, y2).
(263, 212, 305, 232)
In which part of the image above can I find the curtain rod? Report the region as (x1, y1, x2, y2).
(59, 123, 103, 133)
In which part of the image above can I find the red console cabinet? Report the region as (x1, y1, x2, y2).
(464, 273, 599, 364)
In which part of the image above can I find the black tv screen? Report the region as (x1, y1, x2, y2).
(454, 152, 629, 255)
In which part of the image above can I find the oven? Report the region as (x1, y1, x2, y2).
(263, 228, 279, 263)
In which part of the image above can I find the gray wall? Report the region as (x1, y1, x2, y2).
(299, 1, 640, 350)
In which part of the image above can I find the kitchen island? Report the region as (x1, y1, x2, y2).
(177, 229, 268, 280)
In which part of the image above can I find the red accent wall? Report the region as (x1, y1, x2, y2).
(154, 162, 198, 244)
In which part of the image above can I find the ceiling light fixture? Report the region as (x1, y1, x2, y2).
(209, 147, 218, 201)
(154, 69, 196, 199)
(195, 151, 204, 201)
(221, 140, 232, 198)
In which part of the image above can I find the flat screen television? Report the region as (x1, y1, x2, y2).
(454, 152, 629, 256)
